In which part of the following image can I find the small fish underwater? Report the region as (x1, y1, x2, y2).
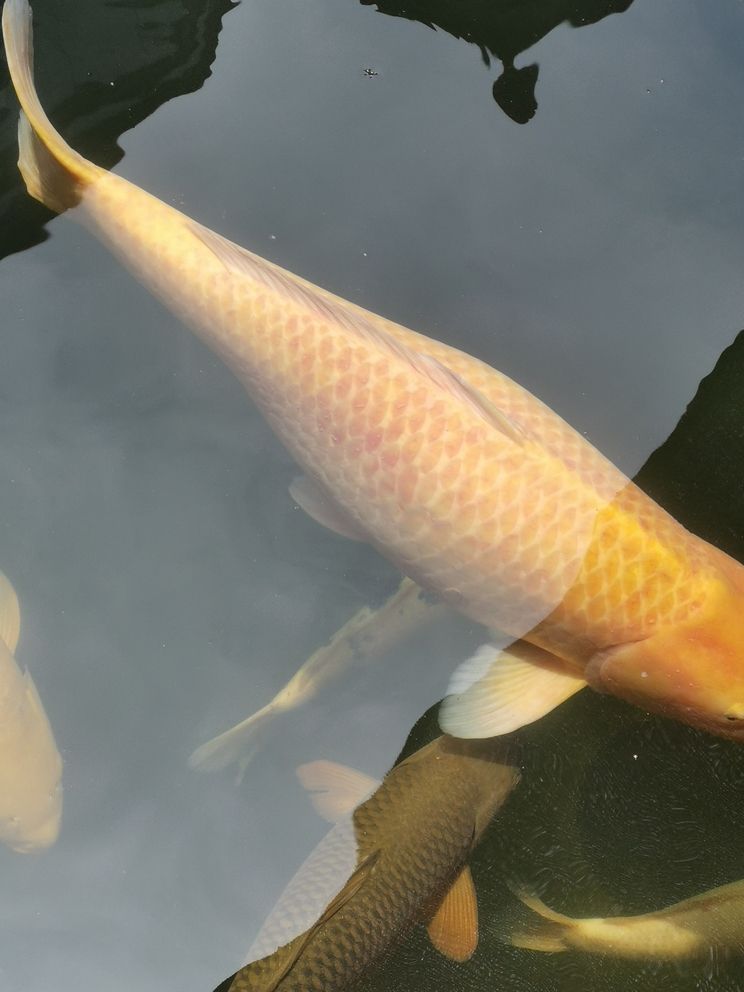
(508, 878, 744, 960)
(7, 0, 744, 757)
(212, 735, 519, 991)
(0, 570, 62, 852)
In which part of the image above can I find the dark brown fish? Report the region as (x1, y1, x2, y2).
(214, 736, 519, 991)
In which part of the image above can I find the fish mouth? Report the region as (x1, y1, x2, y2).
(669, 704, 744, 742)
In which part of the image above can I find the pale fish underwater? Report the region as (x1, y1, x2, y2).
(6, 0, 744, 753)
(0, 570, 62, 852)
(212, 736, 519, 991)
(509, 878, 744, 960)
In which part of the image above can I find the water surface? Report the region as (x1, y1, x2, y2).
(2, 0, 744, 989)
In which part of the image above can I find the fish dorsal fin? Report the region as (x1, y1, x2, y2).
(262, 849, 381, 991)
(412, 356, 528, 445)
(188, 222, 530, 444)
(297, 760, 380, 823)
(289, 475, 367, 541)
(0, 572, 21, 653)
(440, 642, 587, 738)
(188, 220, 407, 362)
(426, 865, 479, 962)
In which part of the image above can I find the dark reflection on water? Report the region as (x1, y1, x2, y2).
(636, 330, 744, 564)
(359, 0, 634, 122)
(0, 0, 236, 259)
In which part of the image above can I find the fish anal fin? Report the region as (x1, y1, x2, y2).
(426, 865, 479, 962)
(0, 572, 21, 654)
(440, 641, 587, 737)
(297, 759, 380, 823)
(289, 476, 367, 542)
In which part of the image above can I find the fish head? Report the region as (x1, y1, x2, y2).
(586, 549, 744, 740)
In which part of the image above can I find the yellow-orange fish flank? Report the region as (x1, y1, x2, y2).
(5, 0, 744, 743)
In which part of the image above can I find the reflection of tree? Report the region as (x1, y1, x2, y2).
(0, 0, 236, 261)
(635, 330, 744, 563)
(360, 0, 634, 123)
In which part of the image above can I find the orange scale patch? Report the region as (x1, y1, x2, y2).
(347, 415, 367, 439)
(354, 364, 371, 387)
(334, 377, 353, 401)
(384, 418, 407, 444)
(396, 467, 419, 504)
(364, 430, 384, 453)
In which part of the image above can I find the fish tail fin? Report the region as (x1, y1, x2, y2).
(2, 0, 101, 211)
(188, 700, 280, 775)
(506, 883, 576, 953)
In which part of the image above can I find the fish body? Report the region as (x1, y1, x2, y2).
(0, 571, 62, 852)
(215, 736, 519, 991)
(510, 879, 744, 960)
(6, 0, 744, 742)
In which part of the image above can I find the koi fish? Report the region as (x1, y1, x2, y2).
(0, 570, 62, 852)
(6, 0, 744, 751)
(509, 879, 744, 959)
(213, 736, 519, 991)
(190, 577, 446, 773)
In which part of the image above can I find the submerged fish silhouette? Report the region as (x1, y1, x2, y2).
(6, 0, 744, 748)
(509, 878, 744, 959)
(0, 571, 62, 852)
(213, 736, 519, 991)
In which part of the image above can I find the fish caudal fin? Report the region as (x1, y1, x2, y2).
(507, 884, 576, 953)
(439, 641, 587, 738)
(188, 699, 281, 775)
(426, 865, 479, 962)
(2, 0, 101, 211)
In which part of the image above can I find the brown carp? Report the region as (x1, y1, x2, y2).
(213, 736, 519, 991)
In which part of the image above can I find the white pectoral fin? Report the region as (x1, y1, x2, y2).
(289, 475, 367, 541)
(296, 759, 380, 823)
(426, 865, 479, 962)
(440, 642, 587, 738)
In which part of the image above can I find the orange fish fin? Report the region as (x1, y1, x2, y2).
(289, 475, 367, 541)
(426, 865, 479, 962)
(0, 572, 21, 654)
(297, 760, 380, 823)
(440, 642, 587, 737)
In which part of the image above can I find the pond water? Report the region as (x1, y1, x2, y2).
(2, 0, 744, 989)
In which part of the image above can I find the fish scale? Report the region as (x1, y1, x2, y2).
(82, 174, 619, 644)
(6, 0, 744, 743)
(220, 737, 518, 991)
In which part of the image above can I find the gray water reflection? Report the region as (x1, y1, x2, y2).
(1, 0, 744, 990)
